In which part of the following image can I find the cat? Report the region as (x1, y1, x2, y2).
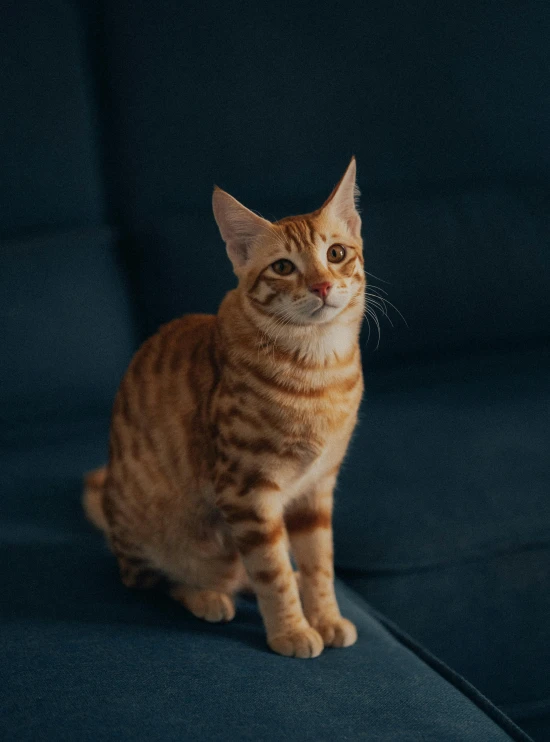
(83, 158, 365, 659)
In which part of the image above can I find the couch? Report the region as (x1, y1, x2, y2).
(2, 1, 548, 739)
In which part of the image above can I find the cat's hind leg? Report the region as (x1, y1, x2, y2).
(167, 550, 251, 622)
(170, 585, 236, 623)
(117, 552, 167, 591)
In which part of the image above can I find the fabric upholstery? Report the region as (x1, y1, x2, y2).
(100, 1, 550, 357)
(1, 0, 549, 738)
(124, 213, 237, 339)
(332, 346, 550, 725)
(124, 186, 550, 355)
(0, 228, 137, 427)
(1, 0, 105, 239)
(0, 422, 528, 741)
(341, 547, 550, 725)
(334, 346, 550, 572)
(100, 0, 550, 213)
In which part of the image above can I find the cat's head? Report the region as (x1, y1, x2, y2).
(213, 158, 364, 327)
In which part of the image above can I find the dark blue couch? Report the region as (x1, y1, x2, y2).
(2, 2, 548, 739)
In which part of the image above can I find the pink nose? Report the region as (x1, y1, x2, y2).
(309, 281, 332, 300)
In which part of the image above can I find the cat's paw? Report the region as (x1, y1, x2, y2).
(268, 626, 324, 659)
(171, 587, 236, 623)
(310, 615, 357, 648)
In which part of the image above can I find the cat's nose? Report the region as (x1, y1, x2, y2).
(309, 281, 333, 300)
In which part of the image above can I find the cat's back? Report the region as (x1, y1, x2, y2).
(111, 313, 219, 444)
(128, 313, 217, 386)
(103, 313, 222, 570)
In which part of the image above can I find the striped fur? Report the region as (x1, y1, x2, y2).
(83, 159, 364, 658)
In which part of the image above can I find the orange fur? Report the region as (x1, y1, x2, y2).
(83, 159, 364, 658)
(83, 467, 108, 531)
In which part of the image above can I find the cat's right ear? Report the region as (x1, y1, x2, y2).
(212, 187, 272, 271)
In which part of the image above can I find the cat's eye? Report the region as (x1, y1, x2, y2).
(271, 259, 295, 276)
(327, 244, 346, 263)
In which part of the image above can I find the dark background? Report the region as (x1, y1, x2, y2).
(1, 2, 550, 740)
(3, 0, 550, 358)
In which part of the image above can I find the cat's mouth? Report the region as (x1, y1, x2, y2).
(312, 297, 342, 312)
(309, 300, 344, 321)
(312, 303, 332, 313)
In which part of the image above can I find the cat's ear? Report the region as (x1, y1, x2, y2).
(212, 187, 272, 270)
(320, 157, 361, 239)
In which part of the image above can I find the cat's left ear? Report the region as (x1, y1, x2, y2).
(320, 157, 361, 239)
(212, 187, 272, 271)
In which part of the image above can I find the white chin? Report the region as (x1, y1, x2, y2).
(307, 304, 342, 324)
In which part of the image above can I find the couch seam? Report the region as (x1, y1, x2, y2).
(337, 581, 534, 742)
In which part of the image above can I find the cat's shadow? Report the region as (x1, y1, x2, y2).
(2, 538, 272, 655)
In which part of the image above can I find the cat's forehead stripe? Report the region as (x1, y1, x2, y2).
(280, 218, 318, 252)
(305, 220, 316, 247)
(287, 220, 306, 244)
(280, 221, 301, 251)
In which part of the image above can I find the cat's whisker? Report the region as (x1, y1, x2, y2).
(366, 294, 394, 325)
(366, 286, 408, 327)
(376, 296, 407, 327)
(364, 311, 372, 346)
(366, 294, 387, 312)
(370, 308, 382, 351)
(364, 306, 381, 350)
(366, 283, 389, 295)
(367, 298, 394, 328)
(366, 270, 391, 285)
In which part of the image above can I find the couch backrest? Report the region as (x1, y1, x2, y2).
(98, 0, 550, 354)
(2, 1, 549, 431)
(1, 1, 136, 429)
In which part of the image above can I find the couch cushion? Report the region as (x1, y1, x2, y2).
(332, 344, 550, 726)
(334, 345, 550, 572)
(0, 422, 529, 741)
(1, 0, 105, 238)
(0, 228, 137, 428)
(340, 546, 550, 729)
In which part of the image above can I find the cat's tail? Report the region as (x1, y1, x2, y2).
(83, 466, 109, 532)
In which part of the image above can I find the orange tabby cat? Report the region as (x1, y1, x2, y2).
(84, 158, 365, 658)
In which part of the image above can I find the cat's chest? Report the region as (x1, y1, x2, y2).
(212, 343, 362, 488)
(258, 387, 360, 483)
(301, 404, 358, 464)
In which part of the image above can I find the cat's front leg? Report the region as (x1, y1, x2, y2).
(285, 476, 357, 649)
(217, 490, 323, 659)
